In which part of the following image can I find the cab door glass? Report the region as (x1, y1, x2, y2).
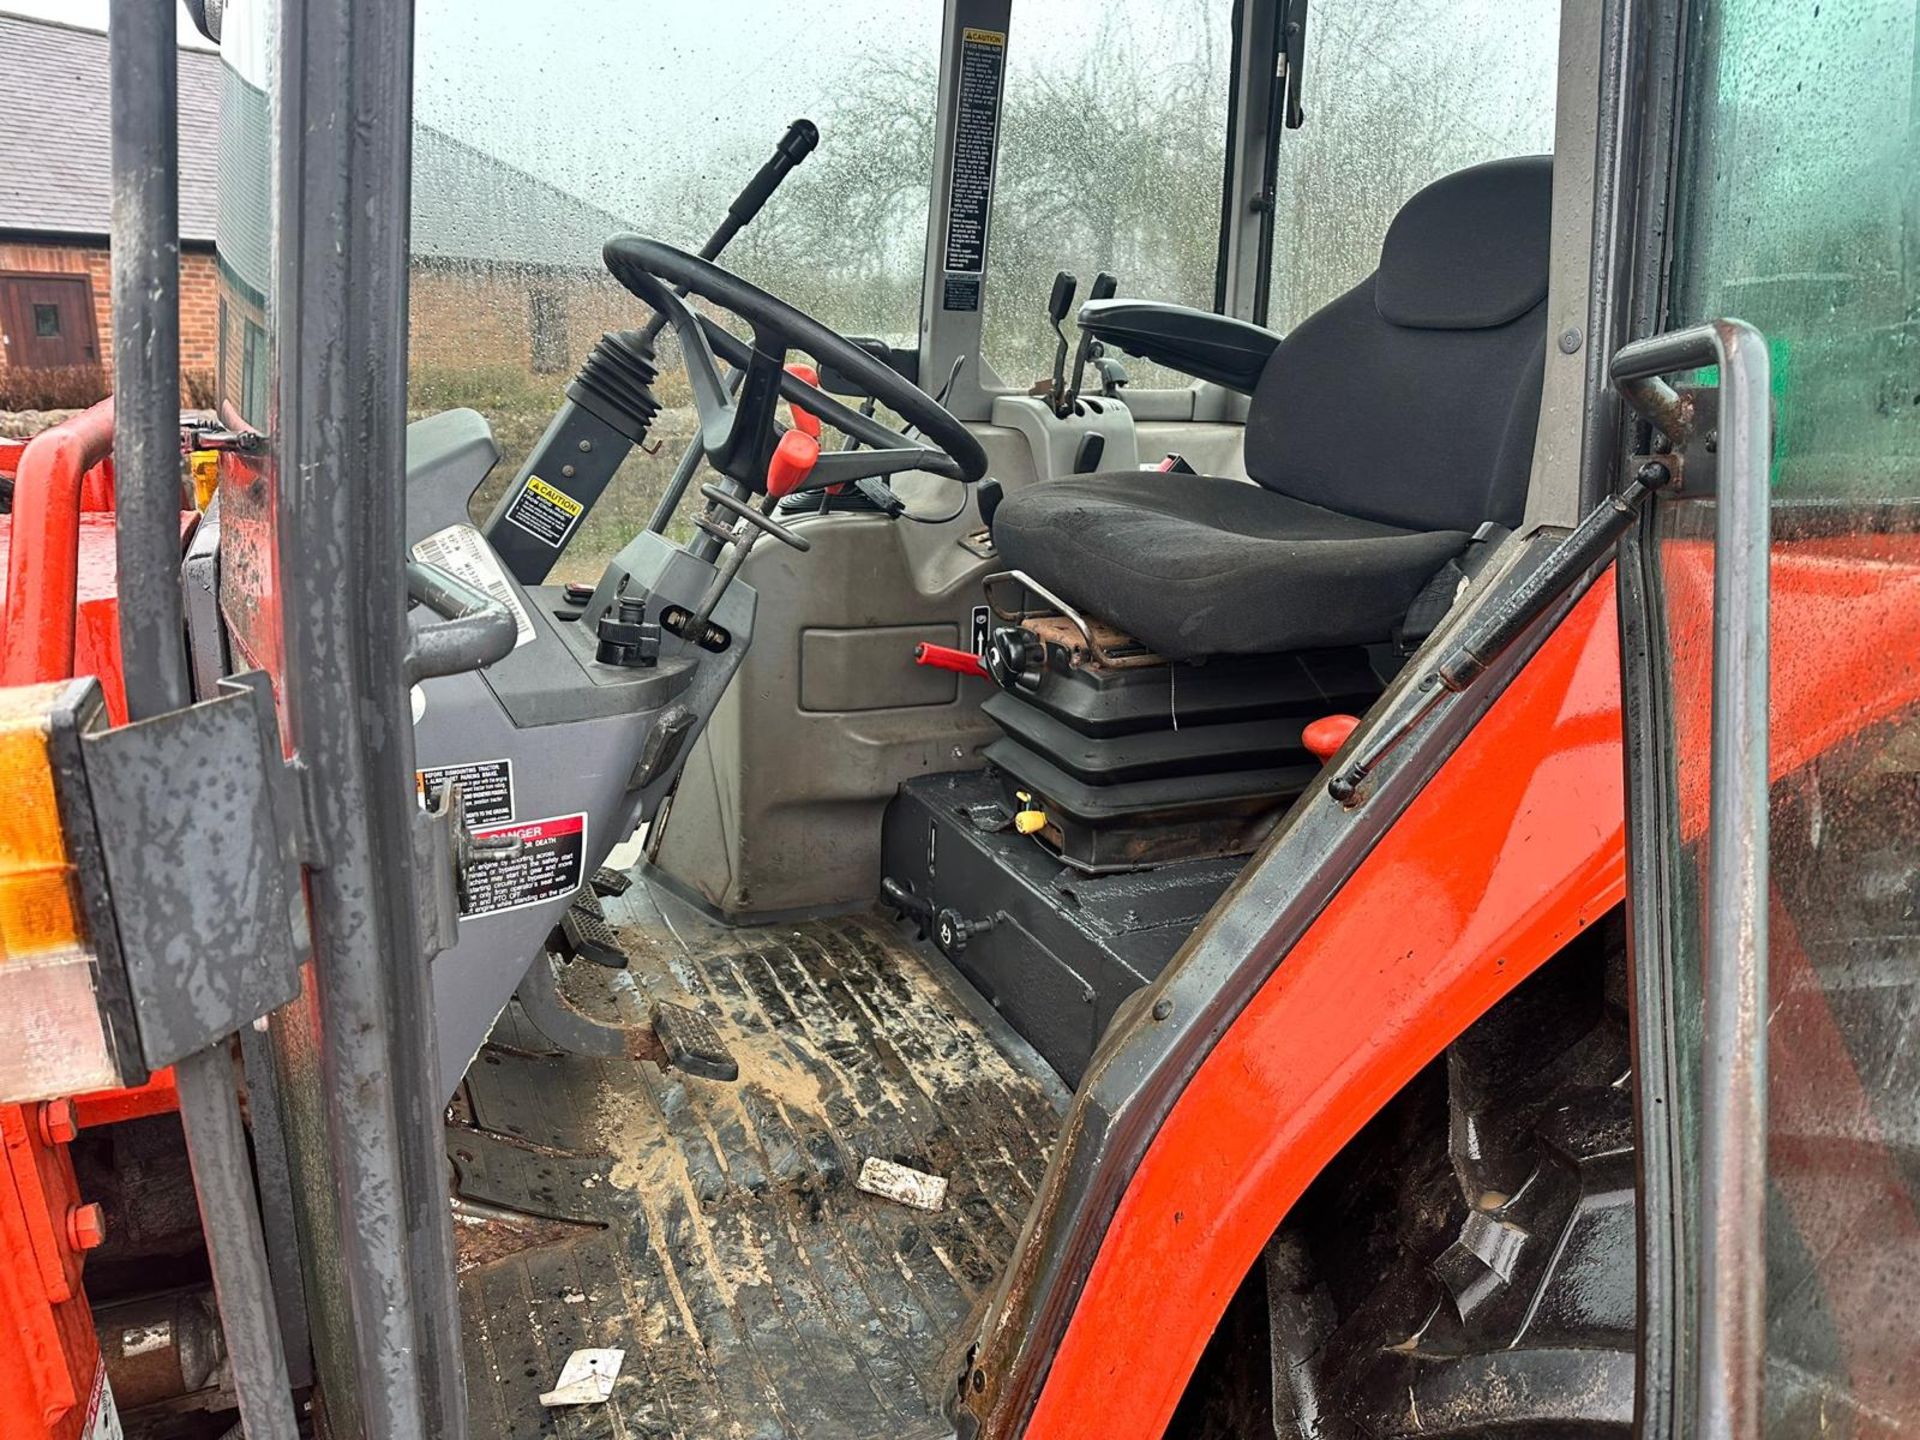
(408, 0, 941, 580)
(1264, 0, 1560, 334)
(1658, 0, 1920, 1430)
(979, 0, 1234, 391)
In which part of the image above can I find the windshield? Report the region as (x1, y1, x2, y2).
(978, 0, 1233, 391)
(408, 0, 941, 581)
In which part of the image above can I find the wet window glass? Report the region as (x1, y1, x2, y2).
(979, 0, 1234, 392)
(1265, 0, 1560, 335)
(408, 0, 941, 581)
(1657, 1, 1920, 1431)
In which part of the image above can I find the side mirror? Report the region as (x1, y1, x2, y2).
(184, 0, 225, 44)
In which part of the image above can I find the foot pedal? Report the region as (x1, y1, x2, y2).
(590, 866, 631, 898)
(560, 896, 628, 969)
(652, 1002, 738, 1082)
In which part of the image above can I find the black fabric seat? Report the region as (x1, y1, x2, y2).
(993, 155, 1553, 662)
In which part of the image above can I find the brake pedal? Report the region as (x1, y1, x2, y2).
(652, 1002, 739, 1082)
(590, 866, 632, 898)
(560, 895, 628, 969)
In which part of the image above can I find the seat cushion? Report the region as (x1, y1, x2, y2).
(992, 472, 1468, 661)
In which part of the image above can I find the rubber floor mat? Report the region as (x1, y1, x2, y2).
(453, 883, 1068, 1440)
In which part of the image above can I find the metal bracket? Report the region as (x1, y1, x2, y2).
(1623, 381, 1723, 500)
(982, 569, 1159, 668)
(412, 785, 462, 961)
(73, 671, 308, 1070)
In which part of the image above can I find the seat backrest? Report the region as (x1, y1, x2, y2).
(1245, 155, 1553, 534)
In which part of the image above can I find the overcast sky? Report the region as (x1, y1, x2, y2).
(2, 0, 1555, 237)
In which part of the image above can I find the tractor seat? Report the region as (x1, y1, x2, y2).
(992, 155, 1553, 662)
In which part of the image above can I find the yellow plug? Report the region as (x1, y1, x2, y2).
(1013, 790, 1047, 836)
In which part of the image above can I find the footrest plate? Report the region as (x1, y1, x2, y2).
(651, 1002, 738, 1082)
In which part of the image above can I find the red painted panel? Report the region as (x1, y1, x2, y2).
(1028, 577, 1629, 1439)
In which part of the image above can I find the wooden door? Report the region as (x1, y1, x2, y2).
(0, 273, 100, 370)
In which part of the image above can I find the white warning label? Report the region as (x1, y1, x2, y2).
(83, 1362, 125, 1440)
(416, 758, 515, 827)
(410, 523, 535, 650)
(462, 812, 587, 918)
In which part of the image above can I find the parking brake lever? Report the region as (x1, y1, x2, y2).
(1046, 271, 1077, 416)
(1065, 271, 1118, 412)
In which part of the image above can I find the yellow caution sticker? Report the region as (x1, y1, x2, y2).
(503, 474, 586, 548)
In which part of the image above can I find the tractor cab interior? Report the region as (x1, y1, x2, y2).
(300, 0, 1577, 1427)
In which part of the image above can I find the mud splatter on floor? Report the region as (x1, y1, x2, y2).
(453, 886, 1066, 1440)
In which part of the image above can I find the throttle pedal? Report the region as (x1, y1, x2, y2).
(652, 1002, 739, 1082)
(559, 894, 628, 969)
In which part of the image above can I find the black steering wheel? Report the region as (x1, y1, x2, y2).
(603, 235, 988, 495)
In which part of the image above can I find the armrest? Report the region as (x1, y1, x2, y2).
(1075, 300, 1281, 394)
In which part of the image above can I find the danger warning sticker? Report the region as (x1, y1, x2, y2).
(503, 475, 586, 548)
(416, 758, 515, 827)
(409, 523, 535, 650)
(461, 812, 587, 918)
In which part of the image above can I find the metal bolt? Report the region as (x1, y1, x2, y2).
(36, 1099, 78, 1145)
(1152, 998, 1173, 1021)
(561, 463, 577, 478)
(1635, 459, 1673, 488)
(66, 1202, 106, 1252)
(1557, 327, 1583, 355)
(577, 439, 593, 453)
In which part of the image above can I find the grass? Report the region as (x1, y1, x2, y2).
(410, 362, 702, 585)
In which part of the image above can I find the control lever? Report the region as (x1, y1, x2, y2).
(881, 876, 933, 938)
(1046, 271, 1077, 416)
(636, 119, 819, 349)
(914, 641, 989, 678)
(1064, 271, 1118, 412)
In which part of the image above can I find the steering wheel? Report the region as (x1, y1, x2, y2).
(603, 235, 988, 496)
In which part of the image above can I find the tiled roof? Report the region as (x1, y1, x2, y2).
(0, 13, 631, 271)
(0, 13, 222, 241)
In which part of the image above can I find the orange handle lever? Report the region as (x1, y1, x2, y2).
(1302, 714, 1361, 762)
(915, 642, 989, 678)
(784, 362, 822, 439)
(766, 429, 821, 499)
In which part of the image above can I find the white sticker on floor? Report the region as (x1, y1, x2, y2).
(856, 1157, 948, 1212)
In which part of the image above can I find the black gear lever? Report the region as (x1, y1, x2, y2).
(1065, 272, 1118, 411)
(1046, 271, 1077, 416)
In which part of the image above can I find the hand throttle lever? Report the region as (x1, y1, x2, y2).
(1065, 271, 1118, 411)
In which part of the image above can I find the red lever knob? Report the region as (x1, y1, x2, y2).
(914, 642, 988, 678)
(766, 429, 821, 499)
(784, 362, 823, 439)
(1303, 714, 1361, 762)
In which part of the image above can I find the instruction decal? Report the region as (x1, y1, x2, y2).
(941, 26, 1006, 308)
(416, 758, 515, 827)
(503, 474, 587, 548)
(461, 812, 588, 918)
(409, 523, 536, 649)
(83, 1361, 125, 1440)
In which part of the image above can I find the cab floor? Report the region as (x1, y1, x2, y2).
(450, 881, 1068, 1440)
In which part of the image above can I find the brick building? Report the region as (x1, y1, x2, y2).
(0, 15, 222, 396)
(1, 14, 636, 414)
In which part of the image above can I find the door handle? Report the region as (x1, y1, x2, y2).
(1611, 319, 1773, 1440)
